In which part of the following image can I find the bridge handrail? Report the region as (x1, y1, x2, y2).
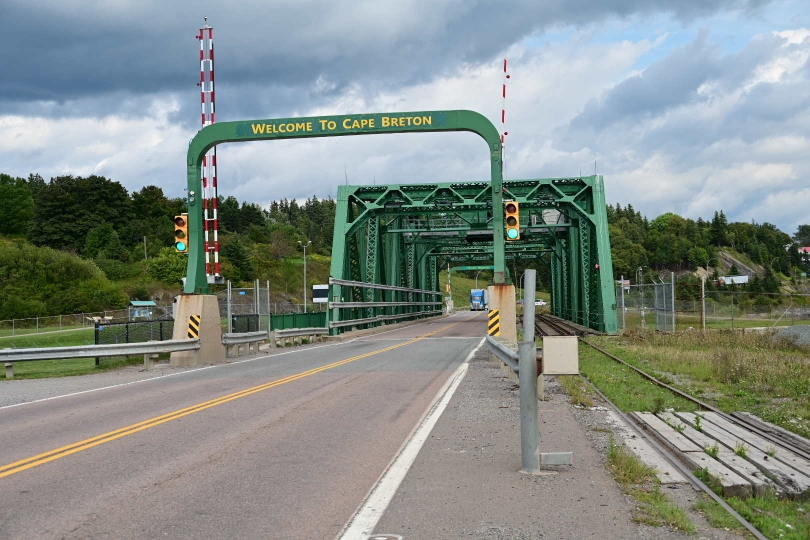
(328, 277, 442, 296)
(328, 301, 443, 308)
(329, 310, 442, 329)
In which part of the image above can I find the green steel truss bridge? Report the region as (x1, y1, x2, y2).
(181, 109, 618, 335)
(328, 177, 618, 334)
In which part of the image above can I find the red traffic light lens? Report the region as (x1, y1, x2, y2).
(175, 216, 187, 227)
(505, 203, 517, 213)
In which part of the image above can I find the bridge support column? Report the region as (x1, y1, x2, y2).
(487, 284, 517, 344)
(171, 294, 225, 366)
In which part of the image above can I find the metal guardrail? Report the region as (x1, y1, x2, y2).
(272, 328, 328, 338)
(485, 335, 519, 373)
(270, 327, 329, 348)
(221, 331, 268, 358)
(2, 340, 200, 378)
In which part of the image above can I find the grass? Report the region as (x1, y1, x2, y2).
(0, 327, 94, 348)
(0, 327, 147, 379)
(606, 438, 695, 533)
(557, 375, 594, 408)
(695, 494, 810, 540)
(620, 310, 798, 332)
(578, 343, 699, 414)
(585, 330, 810, 439)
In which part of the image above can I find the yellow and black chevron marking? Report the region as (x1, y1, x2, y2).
(187, 315, 201, 339)
(488, 309, 500, 336)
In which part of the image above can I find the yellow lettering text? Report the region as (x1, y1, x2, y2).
(327, 120, 337, 130)
(422, 116, 432, 125)
(319, 119, 329, 130)
(306, 122, 313, 131)
(278, 123, 286, 133)
(251, 124, 264, 134)
(382, 116, 390, 127)
(343, 118, 352, 129)
(286, 123, 295, 132)
(368, 118, 375, 128)
(295, 122, 306, 131)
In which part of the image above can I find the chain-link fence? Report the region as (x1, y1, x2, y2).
(617, 277, 810, 331)
(0, 307, 173, 338)
(93, 318, 175, 366)
(616, 281, 676, 332)
(217, 280, 271, 333)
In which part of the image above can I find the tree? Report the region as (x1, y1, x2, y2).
(710, 211, 728, 247)
(28, 175, 133, 251)
(148, 247, 187, 285)
(221, 235, 255, 283)
(0, 174, 34, 235)
(794, 225, 810, 246)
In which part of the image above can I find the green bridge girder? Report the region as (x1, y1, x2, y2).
(328, 176, 618, 334)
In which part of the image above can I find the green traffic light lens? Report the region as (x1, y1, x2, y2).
(507, 229, 519, 239)
(176, 241, 187, 251)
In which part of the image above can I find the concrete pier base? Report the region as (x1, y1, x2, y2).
(170, 294, 225, 367)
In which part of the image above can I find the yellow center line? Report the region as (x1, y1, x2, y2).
(0, 320, 462, 479)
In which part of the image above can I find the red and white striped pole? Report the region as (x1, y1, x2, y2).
(198, 18, 220, 277)
(501, 58, 510, 178)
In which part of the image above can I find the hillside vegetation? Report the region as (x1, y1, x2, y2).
(1, 171, 808, 320)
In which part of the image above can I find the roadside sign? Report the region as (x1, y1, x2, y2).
(312, 284, 328, 303)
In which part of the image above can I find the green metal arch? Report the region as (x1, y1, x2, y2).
(184, 110, 505, 293)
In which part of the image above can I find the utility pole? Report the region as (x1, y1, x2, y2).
(298, 240, 312, 313)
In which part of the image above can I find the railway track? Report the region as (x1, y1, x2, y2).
(578, 338, 810, 539)
(532, 314, 597, 337)
(582, 339, 810, 462)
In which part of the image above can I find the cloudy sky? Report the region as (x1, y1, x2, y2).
(2, 0, 809, 235)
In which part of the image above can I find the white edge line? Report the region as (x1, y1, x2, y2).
(337, 337, 485, 540)
(0, 315, 472, 411)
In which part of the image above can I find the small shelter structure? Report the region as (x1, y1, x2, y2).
(129, 300, 157, 320)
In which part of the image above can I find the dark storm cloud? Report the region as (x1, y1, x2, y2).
(2, 0, 775, 123)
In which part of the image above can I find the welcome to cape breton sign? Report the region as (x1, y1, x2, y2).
(236, 112, 448, 137)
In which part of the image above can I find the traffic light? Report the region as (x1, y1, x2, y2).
(174, 214, 189, 253)
(504, 201, 520, 241)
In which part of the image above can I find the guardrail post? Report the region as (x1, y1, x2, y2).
(5, 362, 13, 379)
(143, 353, 156, 370)
(519, 269, 540, 474)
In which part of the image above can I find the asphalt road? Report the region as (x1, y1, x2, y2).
(0, 312, 485, 540)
